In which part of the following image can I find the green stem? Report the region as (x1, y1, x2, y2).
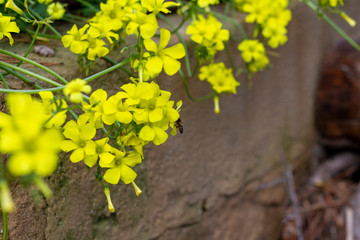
(16, 21, 60, 39)
(2, 210, 6, 240)
(0, 61, 63, 87)
(102, 56, 135, 77)
(27, 8, 62, 39)
(0, 86, 63, 93)
(171, 17, 187, 34)
(303, 0, 360, 51)
(190, 61, 199, 78)
(84, 59, 130, 82)
(0, 49, 68, 84)
(0, 65, 43, 89)
(16, 24, 41, 68)
(158, 13, 192, 77)
(0, 72, 9, 89)
(178, 69, 213, 102)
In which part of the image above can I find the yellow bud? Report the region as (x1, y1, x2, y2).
(104, 186, 115, 212)
(0, 181, 14, 213)
(213, 95, 220, 114)
(132, 181, 142, 196)
(340, 12, 356, 27)
(5, 0, 24, 15)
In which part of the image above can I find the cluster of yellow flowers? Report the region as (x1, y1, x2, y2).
(60, 79, 181, 212)
(199, 63, 240, 113)
(186, 14, 229, 62)
(234, 0, 291, 72)
(62, 0, 180, 63)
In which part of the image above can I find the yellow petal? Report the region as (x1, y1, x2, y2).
(104, 167, 121, 184)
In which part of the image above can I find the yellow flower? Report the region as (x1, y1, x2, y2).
(60, 118, 97, 163)
(39, 91, 67, 128)
(85, 35, 109, 61)
(0, 94, 62, 177)
(81, 89, 108, 129)
(62, 24, 89, 54)
(63, 78, 92, 103)
(141, 0, 179, 14)
(199, 62, 240, 94)
(144, 28, 185, 76)
(101, 149, 142, 185)
(238, 39, 269, 72)
(47, 2, 65, 20)
(0, 13, 20, 45)
(186, 14, 229, 57)
(126, 11, 158, 39)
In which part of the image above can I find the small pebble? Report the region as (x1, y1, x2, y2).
(34, 45, 55, 57)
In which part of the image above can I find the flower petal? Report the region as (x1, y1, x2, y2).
(162, 55, 181, 76)
(120, 165, 137, 184)
(70, 148, 84, 163)
(104, 167, 121, 184)
(139, 125, 155, 141)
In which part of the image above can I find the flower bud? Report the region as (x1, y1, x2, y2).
(0, 181, 14, 213)
(104, 186, 115, 212)
(213, 94, 220, 114)
(132, 181, 142, 196)
(5, 0, 24, 16)
(340, 12, 356, 27)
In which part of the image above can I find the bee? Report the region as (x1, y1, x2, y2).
(175, 118, 183, 134)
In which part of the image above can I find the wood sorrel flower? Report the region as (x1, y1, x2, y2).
(0, 13, 20, 45)
(144, 28, 185, 76)
(47, 2, 65, 20)
(63, 78, 91, 103)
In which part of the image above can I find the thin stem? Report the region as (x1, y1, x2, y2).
(16, 24, 41, 68)
(0, 72, 9, 89)
(0, 86, 64, 93)
(16, 21, 60, 39)
(0, 61, 63, 87)
(68, 109, 79, 120)
(178, 69, 213, 102)
(27, 8, 62, 39)
(158, 13, 192, 77)
(84, 59, 130, 82)
(2, 210, 6, 240)
(190, 61, 199, 78)
(303, 0, 360, 51)
(171, 17, 187, 34)
(0, 65, 43, 89)
(0, 49, 68, 84)
(102, 56, 135, 77)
